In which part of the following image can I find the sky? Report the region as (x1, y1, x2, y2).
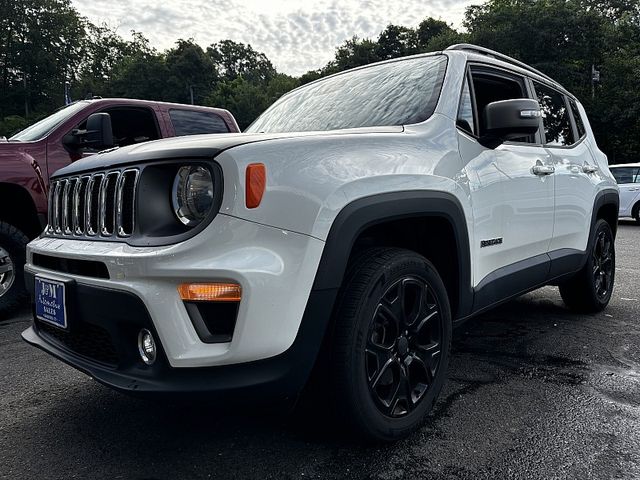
(72, 0, 475, 76)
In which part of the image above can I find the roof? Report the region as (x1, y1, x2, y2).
(445, 44, 573, 99)
(610, 163, 640, 168)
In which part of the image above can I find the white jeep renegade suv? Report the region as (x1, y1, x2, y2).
(23, 44, 619, 441)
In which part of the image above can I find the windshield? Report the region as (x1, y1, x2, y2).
(10, 101, 89, 142)
(246, 55, 447, 134)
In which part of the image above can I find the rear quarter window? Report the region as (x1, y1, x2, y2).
(169, 109, 229, 136)
(568, 99, 586, 139)
(533, 81, 575, 147)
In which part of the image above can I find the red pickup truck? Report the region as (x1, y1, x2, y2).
(0, 98, 240, 315)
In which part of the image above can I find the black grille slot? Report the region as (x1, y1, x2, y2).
(54, 181, 65, 233)
(37, 320, 118, 366)
(74, 176, 89, 234)
(100, 173, 118, 235)
(62, 178, 76, 234)
(87, 175, 102, 235)
(32, 253, 110, 279)
(117, 170, 137, 236)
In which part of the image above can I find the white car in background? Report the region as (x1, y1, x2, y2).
(610, 163, 640, 223)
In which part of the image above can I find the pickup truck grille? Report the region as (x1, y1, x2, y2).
(47, 169, 139, 238)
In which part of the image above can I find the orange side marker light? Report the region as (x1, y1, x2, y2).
(246, 163, 266, 209)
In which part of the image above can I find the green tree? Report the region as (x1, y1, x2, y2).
(416, 18, 455, 48)
(375, 24, 418, 59)
(164, 39, 217, 104)
(207, 40, 275, 84)
(0, 0, 87, 118)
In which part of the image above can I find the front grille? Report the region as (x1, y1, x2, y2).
(47, 169, 139, 238)
(37, 320, 118, 366)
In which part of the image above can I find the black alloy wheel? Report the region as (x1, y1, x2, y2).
(560, 219, 615, 313)
(328, 247, 451, 441)
(592, 228, 614, 301)
(365, 276, 442, 418)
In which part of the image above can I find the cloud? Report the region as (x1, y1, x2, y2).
(72, 0, 475, 75)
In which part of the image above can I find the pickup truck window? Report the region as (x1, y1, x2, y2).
(10, 101, 89, 142)
(74, 107, 160, 149)
(169, 109, 229, 136)
(246, 55, 447, 133)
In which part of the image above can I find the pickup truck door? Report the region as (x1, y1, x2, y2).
(45, 104, 163, 180)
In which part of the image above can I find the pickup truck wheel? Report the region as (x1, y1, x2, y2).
(0, 222, 29, 318)
(329, 247, 451, 442)
(559, 219, 615, 313)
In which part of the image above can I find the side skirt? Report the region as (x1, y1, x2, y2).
(454, 248, 586, 324)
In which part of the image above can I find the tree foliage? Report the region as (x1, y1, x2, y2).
(0, 0, 639, 161)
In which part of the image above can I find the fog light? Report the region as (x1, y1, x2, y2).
(137, 329, 157, 365)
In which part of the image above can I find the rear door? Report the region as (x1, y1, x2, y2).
(532, 82, 599, 253)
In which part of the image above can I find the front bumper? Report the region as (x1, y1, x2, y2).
(22, 213, 334, 396)
(22, 278, 336, 397)
(25, 213, 325, 368)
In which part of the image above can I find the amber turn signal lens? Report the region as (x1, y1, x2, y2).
(246, 163, 266, 209)
(178, 283, 242, 302)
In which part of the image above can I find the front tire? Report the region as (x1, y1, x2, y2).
(0, 222, 29, 318)
(559, 219, 615, 313)
(329, 248, 452, 442)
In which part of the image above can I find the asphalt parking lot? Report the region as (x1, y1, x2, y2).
(1, 222, 639, 480)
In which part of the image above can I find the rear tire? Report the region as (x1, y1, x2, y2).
(0, 222, 29, 319)
(559, 219, 615, 313)
(329, 247, 451, 442)
(633, 203, 640, 225)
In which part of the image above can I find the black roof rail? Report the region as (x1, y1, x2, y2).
(445, 44, 557, 84)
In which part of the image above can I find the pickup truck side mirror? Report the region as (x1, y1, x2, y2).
(480, 99, 541, 148)
(63, 112, 114, 152)
(85, 112, 114, 149)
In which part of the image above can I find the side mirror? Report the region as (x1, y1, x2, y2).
(63, 112, 114, 152)
(481, 98, 541, 147)
(85, 112, 114, 150)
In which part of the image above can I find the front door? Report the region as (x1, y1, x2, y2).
(469, 67, 554, 274)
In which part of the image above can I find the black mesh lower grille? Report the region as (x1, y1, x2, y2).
(37, 320, 118, 367)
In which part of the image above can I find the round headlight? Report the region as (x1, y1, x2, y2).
(172, 166, 214, 227)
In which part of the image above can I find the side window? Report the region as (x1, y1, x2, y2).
(470, 69, 533, 143)
(611, 167, 637, 185)
(457, 75, 475, 135)
(169, 109, 229, 136)
(568, 99, 586, 139)
(107, 107, 160, 147)
(533, 82, 575, 147)
(74, 107, 160, 150)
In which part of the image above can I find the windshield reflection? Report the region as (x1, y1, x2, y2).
(247, 55, 447, 134)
